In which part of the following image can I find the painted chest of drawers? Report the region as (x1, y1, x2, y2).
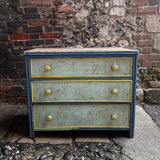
(25, 48, 139, 138)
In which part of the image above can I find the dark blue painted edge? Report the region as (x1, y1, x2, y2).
(25, 50, 139, 138)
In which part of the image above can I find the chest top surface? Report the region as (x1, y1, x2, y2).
(24, 47, 139, 56)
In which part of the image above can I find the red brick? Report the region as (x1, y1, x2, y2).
(0, 92, 5, 99)
(29, 20, 48, 26)
(142, 61, 152, 67)
(133, 34, 143, 40)
(6, 98, 16, 103)
(58, 6, 73, 13)
(25, 0, 41, 6)
(138, 54, 148, 61)
(138, 40, 152, 47)
(143, 47, 152, 54)
(16, 97, 27, 103)
(40, 32, 60, 38)
(2, 80, 12, 86)
(127, 8, 137, 13)
(0, 86, 11, 92)
(138, 6, 157, 13)
(10, 34, 29, 41)
(7, 92, 21, 97)
(130, 0, 148, 5)
(42, 0, 52, 6)
(149, 54, 160, 61)
(143, 34, 153, 40)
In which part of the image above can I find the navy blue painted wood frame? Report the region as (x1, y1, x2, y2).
(25, 48, 139, 139)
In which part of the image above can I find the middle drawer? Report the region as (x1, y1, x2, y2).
(31, 80, 132, 102)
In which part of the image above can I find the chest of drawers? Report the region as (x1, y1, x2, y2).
(25, 48, 138, 138)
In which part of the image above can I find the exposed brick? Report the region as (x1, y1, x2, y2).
(149, 54, 160, 61)
(47, 7, 57, 12)
(29, 20, 48, 26)
(25, 40, 44, 47)
(23, 14, 40, 20)
(54, 13, 66, 19)
(22, 0, 41, 7)
(138, 54, 148, 61)
(138, 40, 152, 47)
(6, 98, 16, 103)
(44, 27, 52, 32)
(152, 61, 160, 67)
(143, 47, 152, 54)
(14, 41, 23, 46)
(7, 92, 21, 97)
(45, 39, 55, 45)
(14, 27, 24, 34)
(16, 97, 27, 103)
(13, 49, 23, 55)
(52, 0, 63, 6)
(7, 21, 28, 27)
(127, 7, 137, 13)
(0, 22, 5, 28)
(0, 92, 6, 99)
(42, 0, 52, 6)
(16, 62, 25, 68)
(143, 34, 153, 40)
(138, 6, 157, 13)
(0, 62, 15, 68)
(53, 26, 64, 32)
(2, 80, 12, 86)
(58, 6, 73, 13)
(30, 34, 39, 39)
(11, 86, 24, 92)
(149, 0, 159, 6)
(12, 55, 25, 61)
(23, 27, 43, 33)
(0, 86, 11, 92)
(24, 8, 38, 13)
(53, 20, 64, 25)
(0, 35, 9, 41)
(10, 34, 29, 41)
(40, 32, 60, 38)
(133, 34, 143, 40)
(130, 0, 148, 5)
(2, 28, 13, 34)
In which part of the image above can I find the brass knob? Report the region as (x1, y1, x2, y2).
(112, 89, 118, 94)
(47, 115, 52, 120)
(112, 65, 118, 71)
(112, 115, 117, 120)
(45, 65, 50, 71)
(45, 89, 51, 95)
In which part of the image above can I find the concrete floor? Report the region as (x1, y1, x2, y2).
(0, 105, 160, 159)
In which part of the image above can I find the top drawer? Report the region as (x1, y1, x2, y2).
(30, 57, 132, 78)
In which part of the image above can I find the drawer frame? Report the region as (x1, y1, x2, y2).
(31, 80, 132, 103)
(30, 57, 133, 78)
(25, 48, 138, 139)
(33, 104, 130, 130)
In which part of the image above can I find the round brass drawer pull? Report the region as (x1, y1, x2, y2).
(112, 115, 117, 120)
(44, 65, 50, 71)
(47, 115, 52, 120)
(112, 89, 118, 94)
(45, 89, 51, 95)
(112, 65, 118, 71)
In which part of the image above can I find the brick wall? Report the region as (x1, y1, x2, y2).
(0, 0, 160, 104)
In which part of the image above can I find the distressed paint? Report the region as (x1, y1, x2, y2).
(24, 47, 139, 138)
(31, 80, 132, 102)
(33, 105, 130, 129)
(30, 57, 132, 77)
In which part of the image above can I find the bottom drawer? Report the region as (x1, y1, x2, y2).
(33, 105, 130, 130)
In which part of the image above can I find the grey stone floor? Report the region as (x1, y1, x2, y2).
(0, 105, 160, 159)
